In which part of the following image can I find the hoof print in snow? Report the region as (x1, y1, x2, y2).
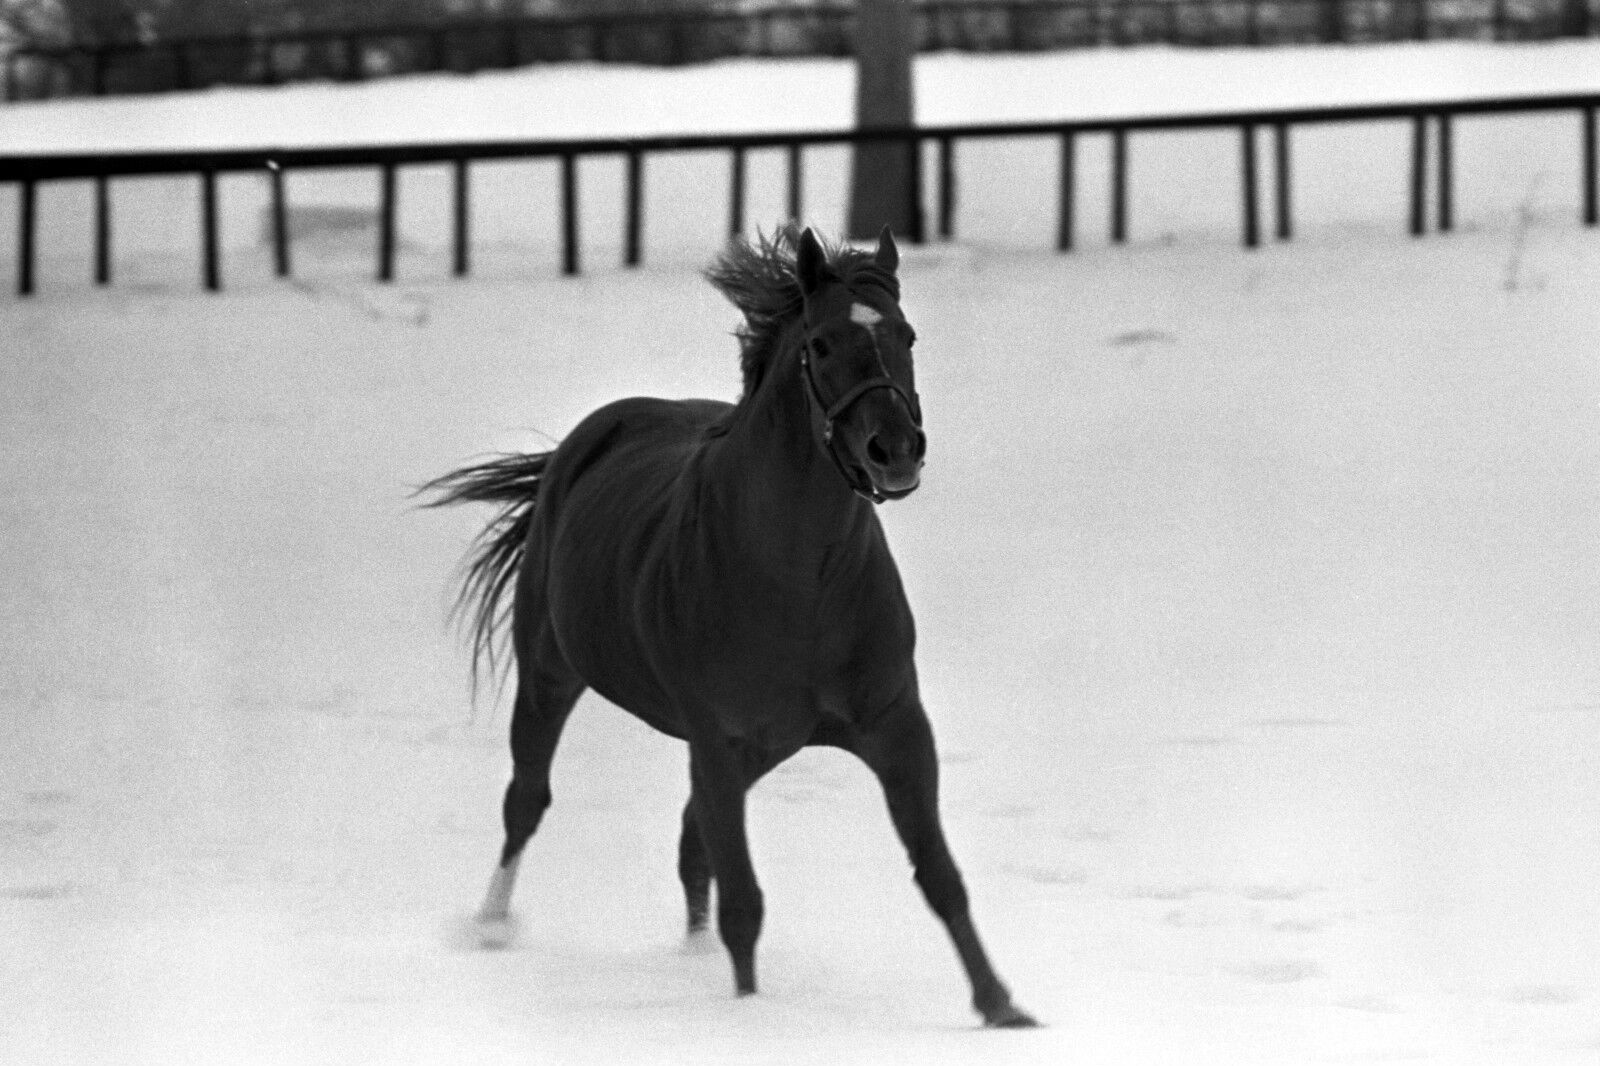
(1240, 884, 1321, 902)
(3, 881, 74, 901)
(1236, 959, 1322, 984)
(1007, 863, 1087, 887)
(1166, 734, 1234, 748)
(1247, 717, 1343, 731)
(0, 818, 56, 840)
(1337, 993, 1405, 1014)
(1125, 882, 1211, 902)
(1108, 328, 1175, 347)
(983, 803, 1036, 820)
(1502, 985, 1580, 1006)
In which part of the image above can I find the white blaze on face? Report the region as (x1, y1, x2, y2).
(850, 303, 883, 329)
(850, 302, 888, 367)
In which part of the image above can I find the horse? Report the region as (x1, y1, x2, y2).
(423, 225, 1035, 1028)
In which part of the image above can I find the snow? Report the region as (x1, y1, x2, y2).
(4, 41, 1600, 151)
(3, 40, 1600, 1066)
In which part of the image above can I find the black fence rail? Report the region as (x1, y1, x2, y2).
(2, 91, 1597, 296)
(5, 0, 1597, 102)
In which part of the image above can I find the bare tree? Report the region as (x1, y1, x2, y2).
(1, 0, 139, 44)
(1558, 0, 1590, 37)
(847, 0, 917, 241)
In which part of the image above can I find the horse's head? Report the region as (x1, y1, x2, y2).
(795, 227, 925, 504)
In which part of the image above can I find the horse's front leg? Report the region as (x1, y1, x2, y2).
(686, 731, 764, 995)
(854, 695, 1038, 1028)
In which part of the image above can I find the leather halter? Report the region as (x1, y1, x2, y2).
(797, 302, 923, 505)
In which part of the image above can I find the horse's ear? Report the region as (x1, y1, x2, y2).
(796, 227, 828, 296)
(874, 225, 899, 274)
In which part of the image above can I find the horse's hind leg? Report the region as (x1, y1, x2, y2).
(477, 633, 585, 941)
(678, 796, 712, 934)
(853, 696, 1037, 1028)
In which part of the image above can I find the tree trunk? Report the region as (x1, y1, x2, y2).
(848, 0, 917, 241)
(1558, 0, 1590, 37)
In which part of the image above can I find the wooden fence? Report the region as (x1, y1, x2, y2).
(2, 91, 1596, 295)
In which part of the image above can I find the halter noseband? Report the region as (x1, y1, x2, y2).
(798, 305, 923, 505)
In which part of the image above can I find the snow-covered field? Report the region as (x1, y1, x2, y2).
(2, 42, 1599, 1066)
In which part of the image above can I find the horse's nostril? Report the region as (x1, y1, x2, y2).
(913, 430, 927, 461)
(866, 436, 890, 466)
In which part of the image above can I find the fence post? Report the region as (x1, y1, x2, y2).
(786, 142, 803, 224)
(503, 22, 521, 68)
(201, 169, 220, 292)
(1322, 0, 1346, 42)
(173, 42, 191, 91)
(453, 157, 470, 277)
(17, 179, 37, 297)
(378, 162, 397, 282)
(561, 152, 579, 276)
(1241, 123, 1259, 248)
(1583, 105, 1597, 227)
(1110, 127, 1128, 244)
(269, 162, 291, 278)
(1437, 112, 1453, 233)
(4, 54, 17, 103)
(1410, 112, 1427, 236)
(625, 148, 644, 266)
(906, 132, 926, 243)
(937, 134, 955, 240)
(344, 35, 362, 81)
(94, 175, 112, 285)
(728, 145, 746, 240)
(1274, 121, 1292, 240)
(261, 37, 278, 86)
(1057, 129, 1076, 252)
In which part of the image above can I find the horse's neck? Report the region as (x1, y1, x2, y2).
(708, 335, 864, 552)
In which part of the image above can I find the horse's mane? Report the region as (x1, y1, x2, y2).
(704, 225, 900, 400)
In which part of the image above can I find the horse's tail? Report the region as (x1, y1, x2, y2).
(418, 451, 553, 693)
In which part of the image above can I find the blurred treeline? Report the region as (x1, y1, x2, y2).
(1, 0, 745, 45)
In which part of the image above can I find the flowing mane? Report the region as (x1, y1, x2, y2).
(703, 225, 900, 399)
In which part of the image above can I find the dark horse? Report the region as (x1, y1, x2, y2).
(424, 226, 1034, 1027)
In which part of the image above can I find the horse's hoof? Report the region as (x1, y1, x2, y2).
(475, 912, 518, 951)
(982, 1003, 1040, 1029)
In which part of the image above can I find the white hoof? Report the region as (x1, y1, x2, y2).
(476, 911, 519, 951)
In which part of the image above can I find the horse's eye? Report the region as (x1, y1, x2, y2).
(811, 337, 831, 359)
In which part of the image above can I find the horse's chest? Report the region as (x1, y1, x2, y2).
(655, 558, 910, 735)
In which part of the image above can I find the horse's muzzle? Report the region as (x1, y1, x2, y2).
(862, 429, 925, 500)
